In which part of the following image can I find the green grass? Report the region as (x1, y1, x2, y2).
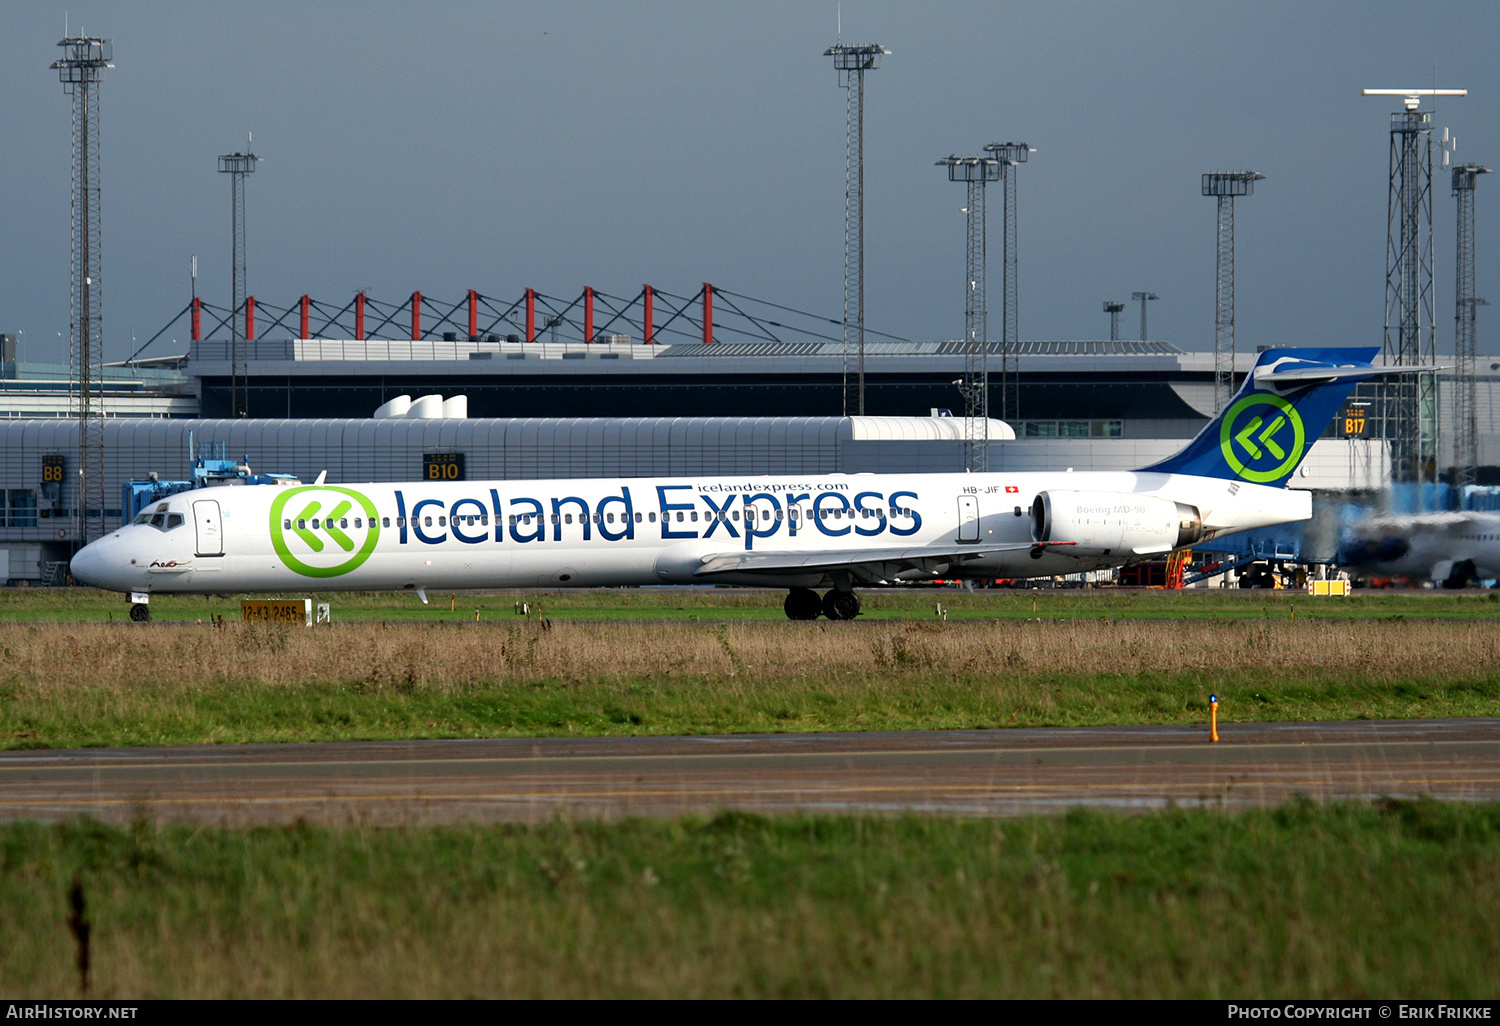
(1, 618, 1498, 748)
(7, 585, 1500, 623)
(4, 802, 1497, 998)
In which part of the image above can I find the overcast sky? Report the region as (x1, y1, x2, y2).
(2, 1, 1498, 366)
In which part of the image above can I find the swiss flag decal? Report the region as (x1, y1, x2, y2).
(1004, 485, 1019, 494)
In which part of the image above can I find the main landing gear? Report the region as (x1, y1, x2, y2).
(783, 587, 862, 621)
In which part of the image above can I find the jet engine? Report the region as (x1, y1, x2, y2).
(1031, 490, 1204, 557)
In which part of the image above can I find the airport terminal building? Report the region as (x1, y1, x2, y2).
(1, 332, 1491, 583)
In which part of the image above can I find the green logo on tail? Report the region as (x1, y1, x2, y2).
(1218, 394, 1306, 483)
(269, 486, 381, 577)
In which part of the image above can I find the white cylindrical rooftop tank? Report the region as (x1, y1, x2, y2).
(373, 395, 412, 419)
(407, 394, 445, 419)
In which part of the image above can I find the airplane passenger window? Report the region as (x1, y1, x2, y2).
(733, 511, 740, 521)
(776, 510, 783, 521)
(312, 519, 321, 530)
(481, 516, 488, 526)
(425, 517, 433, 527)
(298, 519, 307, 530)
(509, 516, 517, 525)
(550, 514, 559, 524)
(565, 514, 574, 523)
(439, 517, 447, 527)
(649, 513, 656, 522)
(607, 513, 615, 523)
(635, 512, 643, 523)
(691, 512, 699, 522)
(396, 517, 405, 528)
(383, 518, 391, 528)
(676, 512, 683, 521)
(283, 519, 292, 530)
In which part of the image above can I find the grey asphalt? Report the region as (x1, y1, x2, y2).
(0, 718, 1496, 824)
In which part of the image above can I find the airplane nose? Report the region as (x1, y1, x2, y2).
(69, 541, 103, 587)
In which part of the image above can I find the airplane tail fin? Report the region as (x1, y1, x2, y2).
(1138, 346, 1381, 486)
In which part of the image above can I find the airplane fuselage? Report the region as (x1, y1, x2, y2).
(72, 469, 1309, 597)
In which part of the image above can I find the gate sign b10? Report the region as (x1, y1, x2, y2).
(423, 452, 465, 481)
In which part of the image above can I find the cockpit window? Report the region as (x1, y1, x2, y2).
(133, 509, 186, 532)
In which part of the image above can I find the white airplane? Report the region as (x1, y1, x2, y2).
(1340, 510, 1500, 588)
(72, 346, 1382, 621)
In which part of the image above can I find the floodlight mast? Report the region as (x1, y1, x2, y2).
(1363, 87, 1466, 488)
(937, 155, 1003, 472)
(52, 35, 113, 546)
(218, 146, 259, 418)
(1131, 291, 1159, 341)
(1202, 171, 1265, 412)
(1452, 163, 1490, 489)
(1103, 301, 1125, 341)
(825, 42, 888, 417)
(983, 141, 1034, 423)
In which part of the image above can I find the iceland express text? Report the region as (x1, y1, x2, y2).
(385, 485, 923, 551)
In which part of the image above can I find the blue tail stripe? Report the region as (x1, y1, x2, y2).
(1138, 347, 1380, 486)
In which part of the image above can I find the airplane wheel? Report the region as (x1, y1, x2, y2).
(822, 590, 861, 621)
(1444, 560, 1478, 590)
(784, 588, 822, 621)
(129, 603, 151, 623)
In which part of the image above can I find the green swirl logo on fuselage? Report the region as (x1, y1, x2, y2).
(1218, 394, 1307, 484)
(269, 486, 381, 577)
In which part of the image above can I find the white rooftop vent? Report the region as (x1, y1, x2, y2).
(407, 394, 445, 419)
(373, 395, 412, 419)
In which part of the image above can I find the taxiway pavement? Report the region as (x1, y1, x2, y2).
(0, 718, 1496, 823)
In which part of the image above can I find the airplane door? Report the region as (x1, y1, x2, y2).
(957, 496, 980, 543)
(193, 500, 224, 557)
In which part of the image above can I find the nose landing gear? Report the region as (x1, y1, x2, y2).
(129, 603, 151, 623)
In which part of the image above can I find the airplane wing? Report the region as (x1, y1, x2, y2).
(692, 542, 1075, 582)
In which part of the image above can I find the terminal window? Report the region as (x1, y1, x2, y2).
(1020, 420, 1122, 438)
